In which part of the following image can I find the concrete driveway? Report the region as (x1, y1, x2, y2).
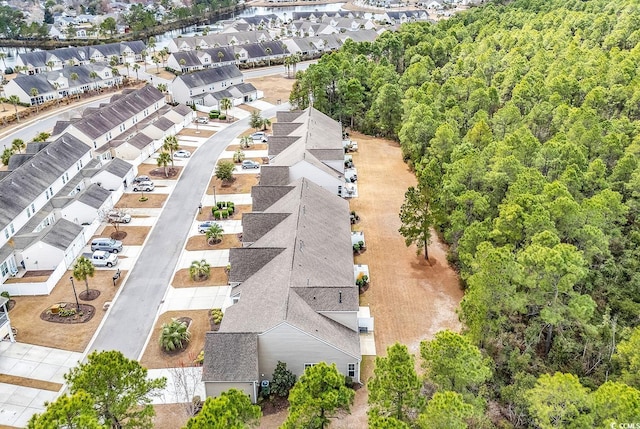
(88, 103, 290, 360)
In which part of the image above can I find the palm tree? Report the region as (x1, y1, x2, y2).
(89, 71, 100, 92)
(111, 68, 120, 89)
(220, 97, 232, 120)
(152, 55, 160, 74)
(261, 117, 272, 131)
(179, 58, 186, 73)
(32, 132, 50, 142)
(159, 318, 191, 351)
(189, 259, 210, 281)
(69, 72, 79, 99)
(29, 88, 39, 112)
(67, 58, 76, 68)
(124, 61, 131, 81)
(9, 95, 20, 122)
(0, 52, 6, 70)
(148, 36, 156, 56)
(162, 135, 179, 160)
(73, 256, 95, 294)
(141, 50, 148, 71)
(46, 60, 54, 71)
(132, 63, 140, 81)
(265, 47, 272, 67)
(109, 55, 118, 68)
(205, 224, 224, 245)
(160, 48, 169, 68)
(11, 139, 25, 153)
(157, 152, 172, 177)
(217, 51, 224, 63)
(53, 82, 61, 105)
(240, 136, 252, 149)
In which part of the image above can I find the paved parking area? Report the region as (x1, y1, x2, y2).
(160, 286, 231, 312)
(178, 249, 230, 269)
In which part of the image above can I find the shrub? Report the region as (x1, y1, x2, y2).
(219, 114, 226, 120)
(356, 274, 369, 288)
(210, 308, 223, 324)
(233, 149, 245, 163)
(220, 209, 229, 218)
(215, 160, 235, 182)
(194, 350, 204, 365)
(159, 318, 191, 352)
(353, 243, 361, 253)
(213, 210, 221, 219)
(271, 361, 296, 397)
(0, 291, 9, 299)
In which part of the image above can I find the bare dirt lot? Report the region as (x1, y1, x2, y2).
(246, 74, 295, 105)
(137, 163, 184, 179)
(207, 174, 259, 195)
(115, 193, 168, 208)
(178, 128, 216, 138)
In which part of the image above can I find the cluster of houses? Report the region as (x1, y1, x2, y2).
(0, 85, 193, 298)
(203, 107, 368, 403)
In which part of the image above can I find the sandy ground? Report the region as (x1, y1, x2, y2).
(185, 234, 241, 251)
(93, 226, 150, 246)
(246, 75, 294, 105)
(196, 204, 252, 222)
(115, 193, 168, 209)
(207, 174, 260, 195)
(7, 269, 127, 352)
(171, 268, 229, 288)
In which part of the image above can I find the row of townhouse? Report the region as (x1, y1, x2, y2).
(167, 30, 272, 53)
(16, 41, 146, 75)
(166, 41, 288, 74)
(169, 64, 259, 110)
(165, 30, 380, 76)
(0, 85, 194, 297)
(4, 63, 122, 106)
(203, 108, 364, 403)
(51, 85, 193, 165)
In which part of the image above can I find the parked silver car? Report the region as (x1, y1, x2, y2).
(132, 181, 154, 192)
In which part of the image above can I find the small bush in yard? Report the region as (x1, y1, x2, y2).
(219, 114, 226, 120)
(210, 308, 223, 324)
(233, 149, 245, 163)
(213, 210, 221, 219)
(0, 291, 9, 299)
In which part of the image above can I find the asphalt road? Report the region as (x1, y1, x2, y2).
(89, 103, 290, 359)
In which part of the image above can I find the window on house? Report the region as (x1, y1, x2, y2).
(9, 223, 14, 234)
(27, 207, 31, 218)
(31, 203, 35, 213)
(347, 363, 356, 378)
(1, 262, 8, 276)
(45, 189, 50, 200)
(4, 229, 8, 239)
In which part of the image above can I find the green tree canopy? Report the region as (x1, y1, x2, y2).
(184, 389, 261, 428)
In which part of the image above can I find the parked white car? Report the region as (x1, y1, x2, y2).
(174, 150, 191, 158)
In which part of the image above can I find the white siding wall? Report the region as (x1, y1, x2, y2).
(318, 311, 358, 331)
(258, 323, 360, 382)
(289, 161, 344, 195)
(91, 171, 129, 191)
(204, 381, 257, 403)
(61, 201, 100, 225)
(22, 242, 64, 271)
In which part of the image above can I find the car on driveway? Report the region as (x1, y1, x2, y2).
(132, 181, 154, 192)
(242, 160, 260, 169)
(195, 117, 209, 124)
(91, 238, 123, 253)
(133, 175, 150, 183)
(250, 132, 268, 142)
(107, 210, 131, 224)
(174, 150, 191, 158)
(198, 221, 221, 233)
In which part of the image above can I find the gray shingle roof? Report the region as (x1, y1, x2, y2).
(76, 184, 111, 209)
(202, 332, 258, 381)
(267, 136, 301, 156)
(217, 178, 359, 357)
(99, 158, 133, 178)
(228, 247, 285, 283)
(258, 166, 291, 186)
(65, 86, 164, 139)
(0, 134, 90, 230)
(242, 212, 290, 243)
(250, 185, 294, 212)
(173, 64, 242, 90)
(40, 218, 84, 250)
(151, 117, 175, 131)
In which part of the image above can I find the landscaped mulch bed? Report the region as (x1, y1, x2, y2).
(79, 289, 101, 301)
(136, 163, 183, 180)
(39, 303, 95, 324)
(207, 175, 259, 195)
(171, 268, 228, 288)
(226, 143, 268, 152)
(185, 234, 241, 251)
(96, 225, 150, 246)
(178, 128, 215, 138)
(218, 157, 265, 166)
(140, 310, 210, 369)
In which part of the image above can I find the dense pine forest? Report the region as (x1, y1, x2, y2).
(291, 0, 640, 426)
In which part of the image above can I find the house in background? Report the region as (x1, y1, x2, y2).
(3, 63, 120, 106)
(170, 65, 259, 109)
(203, 178, 361, 403)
